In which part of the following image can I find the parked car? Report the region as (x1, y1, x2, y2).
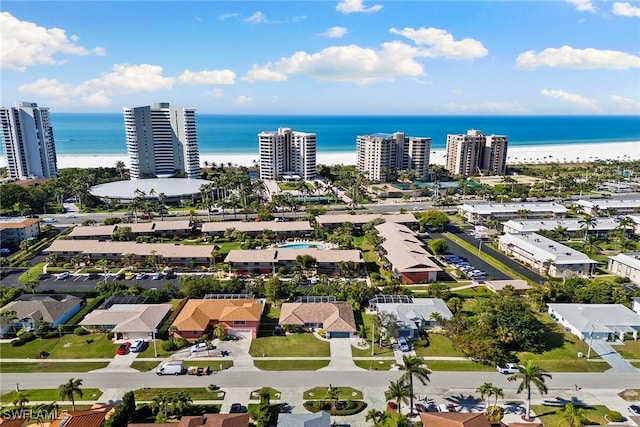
(415, 403, 429, 413)
(115, 272, 125, 280)
(156, 360, 185, 376)
(230, 403, 245, 413)
(87, 272, 100, 280)
(55, 271, 70, 280)
(0, 248, 11, 255)
(129, 339, 147, 353)
(437, 404, 450, 413)
(629, 405, 640, 416)
(38, 273, 49, 280)
(135, 272, 148, 280)
(398, 336, 410, 352)
(65, 213, 78, 218)
(42, 217, 57, 223)
(151, 272, 163, 280)
(496, 363, 520, 374)
(116, 342, 131, 355)
(190, 342, 213, 353)
(165, 272, 177, 279)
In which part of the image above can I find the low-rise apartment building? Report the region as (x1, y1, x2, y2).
(458, 202, 568, 224)
(502, 217, 625, 238)
(608, 252, 640, 284)
(67, 220, 193, 239)
(575, 199, 640, 216)
(0, 217, 41, 247)
(315, 213, 418, 230)
(201, 220, 313, 239)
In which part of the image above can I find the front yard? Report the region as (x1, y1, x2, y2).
(531, 404, 611, 426)
(249, 334, 330, 357)
(1, 388, 103, 405)
(0, 332, 117, 359)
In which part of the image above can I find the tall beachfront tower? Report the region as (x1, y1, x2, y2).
(356, 132, 431, 182)
(0, 102, 58, 180)
(445, 129, 508, 177)
(123, 102, 200, 180)
(259, 128, 316, 181)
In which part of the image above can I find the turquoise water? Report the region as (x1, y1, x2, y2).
(3, 114, 638, 156)
(279, 243, 325, 249)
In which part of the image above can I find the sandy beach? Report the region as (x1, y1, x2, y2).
(1, 141, 638, 170)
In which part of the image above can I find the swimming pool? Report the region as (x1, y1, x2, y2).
(279, 242, 325, 249)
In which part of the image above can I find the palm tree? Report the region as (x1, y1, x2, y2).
(58, 378, 83, 411)
(386, 379, 410, 413)
(23, 279, 39, 294)
(507, 360, 552, 420)
(12, 391, 29, 407)
(365, 409, 387, 427)
(578, 215, 597, 241)
(583, 235, 602, 257)
(400, 355, 431, 415)
(325, 385, 341, 411)
(213, 322, 227, 340)
(561, 403, 589, 427)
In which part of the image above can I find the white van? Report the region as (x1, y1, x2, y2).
(156, 360, 184, 376)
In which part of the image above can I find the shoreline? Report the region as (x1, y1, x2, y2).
(1, 141, 638, 170)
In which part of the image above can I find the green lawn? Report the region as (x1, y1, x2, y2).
(413, 334, 466, 358)
(354, 360, 395, 371)
(423, 360, 496, 372)
(254, 360, 329, 370)
(136, 340, 175, 358)
(531, 404, 610, 426)
(615, 340, 640, 360)
(0, 333, 117, 359)
(303, 387, 362, 400)
(250, 387, 282, 400)
(0, 362, 109, 373)
(351, 313, 395, 357)
(134, 387, 225, 401)
(249, 334, 330, 357)
(1, 388, 102, 404)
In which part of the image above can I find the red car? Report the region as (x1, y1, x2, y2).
(116, 342, 131, 355)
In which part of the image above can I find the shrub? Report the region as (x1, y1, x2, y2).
(74, 326, 89, 336)
(42, 331, 59, 339)
(162, 340, 178, 352)
(208, 384, 218, 391)
(19, 331, 36, 343)
(606, 411, 624, 422)
(11, 339, 25, 347)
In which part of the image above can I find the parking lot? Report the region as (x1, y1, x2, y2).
(10, 272, 187, 292)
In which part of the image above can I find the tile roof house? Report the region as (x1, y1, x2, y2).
(49, 404, 115, 427)
(375, 298, 453, 339)
(202, 220, 313, 238)
(277, 411, 331, 427)
(0, 294, 84, 337)
(418, 412, 491, 427)
(0, 217, 41, 247)
(279, 302, 357, 338)
(172, 299, 264, 339)
(129, 413, 250, 427)
(79, 303, 172, 341)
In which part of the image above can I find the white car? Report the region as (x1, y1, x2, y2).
(496, 363, 520, 374)
(65, 213, 78, 218)
(42, 217, 57, 223)
(129, 339, 146, 353)
(190, 342, 211, 353)
(55, 271, 70, 280)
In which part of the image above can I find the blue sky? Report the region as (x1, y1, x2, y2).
(1, 0, 639, 115)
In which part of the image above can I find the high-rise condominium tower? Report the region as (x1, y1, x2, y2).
(356, 132, 431, 182)
(124, 102, 200, 180)
(259, 128, 316, 180)
(0, 102, 58, 180)
(445, 130, 508, 177)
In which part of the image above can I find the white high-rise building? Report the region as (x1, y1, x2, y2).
(0, 102, 58, 179)
(445, 129, 508, 177)
(259, 128, 316, 180)
(356, 132, 431, 182)
(124, 102, 200, 180)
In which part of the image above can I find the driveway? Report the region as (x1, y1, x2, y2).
(221, 332, 258, 371)
(319, 338, 362, 371)
(590, 339, 640, 373)
(90, 350, 139, 373)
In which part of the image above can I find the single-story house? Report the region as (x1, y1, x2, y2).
(484, 279, 531, 295)
(79, 303, 172, 341)
(375, 298, 453, 338)
(502, 217, 626, 238)
(315, 213, 419, 230)
(547, 303, 640, 341)
(628, 215, 640, 235)
(224, 249, 363, 276)
(418, 412, 491, 427)
(44, 240, 216, 266)
(0, 217, 41, 247)
(48, 404, 115, 427)
(128, 413, 249, 427)
(574, 199, 640, 216)
(375, 222, 441, 284)
(458, 202, 567, 224)
(498, 232, 596, 278)
(607, 252, 640, 284)
(279, 302, 357, 338)
(277, 411, 331, 427)
(201, 220, 313, 239)
(0, 294, 84, 336)
(171, 299, 264, 339)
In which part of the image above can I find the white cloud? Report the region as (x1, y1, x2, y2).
(389, 27, 488, 59)
(0, 12, 105, 71)
(219, 13, 240, 20)
(336, 0, 382, 14)
(611, 95, 640, 113)
(244, 12, 267, 24)
(442, 101, 526, 114)
(177, 69, 236, 85)
(566, 0, 597, 12)
(234, 95, 253, 105)
(613, 2, 640, 16)
(516, 45, 640, 70)
(322, 26, 348, 39)
(84, 64, 174, 94)
(18, 78, 77, 98)
(207, 88, 225, 98)
(264, 41, 425, 84)
(243, 64, 288, 82)
(541, 89, 601, 111)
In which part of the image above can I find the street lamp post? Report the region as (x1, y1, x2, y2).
(586, 324, 595, 359)
(153, 327, 158, 358)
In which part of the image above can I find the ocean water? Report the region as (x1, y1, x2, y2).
(4, 114, 639, 156)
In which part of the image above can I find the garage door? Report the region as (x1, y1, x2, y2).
(329, 331, 350, 338)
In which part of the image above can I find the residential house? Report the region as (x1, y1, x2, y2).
(79, 303, 171, 341)
(0, 217, 41, 247)
(458, 202, 567, 224)
(171, 299, 264, 339)
(48, 404, 114, 427)
(315, 213, 419, 230)
(498, 232, 596, 278)
(374, 298, 452, 338)
(224, 249, 363, 276)
(547, 303, 640, 341)
(128, 413, 249, 427)
(575, 199, 640, 216)
(202, 220, 313, 239)
(418, 412, 492, 427)
(632, 297, 640, 316)
(608, 252, 640, 284)
(375, 222, 441, 284)
(277, 411, 331, 427)
(484, 279, 531, 295)
(0, 294, 84, 336)
(279, 302, 357, 338)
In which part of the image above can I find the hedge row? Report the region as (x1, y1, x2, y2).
(157, 299, 187, 340)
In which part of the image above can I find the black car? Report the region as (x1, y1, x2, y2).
(230, 403, 243, 413)
(38, 273, 49, 280)
(629, 405, 640, 416)
(87, 273, 100, 279)
(115, 272, 125, 280)
(165, 272, 177, 279)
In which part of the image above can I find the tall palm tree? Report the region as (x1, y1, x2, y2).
(386, 379, 410, 413)
(476, 382, 504, 413)
(561, 403, 588, 427)
(507, 360, 552, 420)
(400, 355, 431, 415)
(58, 378, 83, 411)
(365, 409, 387, 427)
(578, 215, 597, 241)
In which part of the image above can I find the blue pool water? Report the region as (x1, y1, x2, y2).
(279, 243, 324, 249)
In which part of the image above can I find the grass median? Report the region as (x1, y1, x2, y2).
(253, 360, 330, 370)
(1, 388, 103, 404)
(0, 362, 109, 373)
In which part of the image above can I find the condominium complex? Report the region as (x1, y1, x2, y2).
(0, 101, 58, 179)
(356, 132, 431, 182)
(445, 129, 508, 176)
(123, 102, 200, 180)
(258, 128, 316, 180)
